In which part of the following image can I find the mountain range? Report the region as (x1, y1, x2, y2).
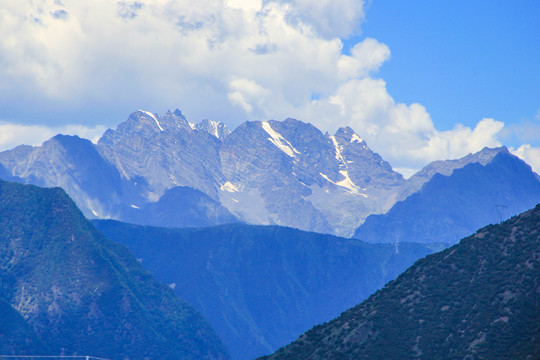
(263, 204, 540, 359)
(1, 109, 539, 240)
(1, 107, 539, 359)
(0, 109, 404, 237)
(94, 220, 443, 360)
(0, 179, 229, 359)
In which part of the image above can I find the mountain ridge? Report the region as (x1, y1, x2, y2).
(95, 219, 444, 360)
(1, 109, 538, 238)
(0, 178, 229, 359)
(354, 150, 540, 244)
(263, 204, 540, 359)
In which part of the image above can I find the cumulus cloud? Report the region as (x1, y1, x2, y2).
(0, 0, 377, 126)
(0, 0, 530, 174)
(297, 77, 505, 173)
(0, 122, 107, 152)
(511, 144, 540, 175)
(277, 0, 366, 38)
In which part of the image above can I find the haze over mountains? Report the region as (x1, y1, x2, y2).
(1, 108, 539, 239)
(95, 220, 442, 360)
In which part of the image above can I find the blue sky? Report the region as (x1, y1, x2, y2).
(352, 0, 540, 132)
(1, 0, 539, 175)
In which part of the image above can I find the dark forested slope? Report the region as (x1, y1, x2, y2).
(265, 205, 540, 360)
(0, 179, 229, 359)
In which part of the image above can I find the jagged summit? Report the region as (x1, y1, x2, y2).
(98, 109, 193, 144)
(334, 126, 365, 144)
(194, 119, 231, 139)
(171, 108, 186, 118)
(2, 108, 538, 238)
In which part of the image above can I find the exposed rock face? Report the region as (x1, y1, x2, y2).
(219, 119, 404, 236)
(0, 110, 405, 236)
(219, 120, 335, 234)
(97, 109, 226, 202)
(194, 118, 231, 140)
(0, 134, 132, 219)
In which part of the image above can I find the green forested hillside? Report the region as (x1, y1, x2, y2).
(0, 179, 229, 359)
(264, 205, 540, 360)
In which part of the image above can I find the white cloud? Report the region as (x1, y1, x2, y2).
(298, 77, 505, 172)
(511, 144, 540, 175)
(0, 0, 369, 124)
(0, 0, 529, 175)
(0, 122, 107, 152)
(227, 78, 271, 114)
(277, 0, 366, 38)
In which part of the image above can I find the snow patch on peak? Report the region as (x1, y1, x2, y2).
(319, 171, 368, 197)
(139, 110, 164, 131)
(207, 120, 220, 138)
(220, 181, 239, 192)
(194, 119, 230, 139)
(337, 170, 366, 196)
(261, 121, 300, 157)
(319, 173, 332, 183)
(330, 136, 345, 164)
(188, 122, 196, 130)
(350, 133, 364, 143)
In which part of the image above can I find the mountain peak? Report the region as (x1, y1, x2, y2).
(99, 109, 194, 142)
(136, 110, 164, 131)
(172, 108, 186, 118)
(466, 146, 509, 162)
(334, 126, 364, 144)
(399, 146, 513, 200)
(194, 119, 231, 139)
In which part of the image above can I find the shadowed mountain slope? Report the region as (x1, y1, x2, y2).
(122, 185, 240, 228)
(94, 220, 442, 360)
(354, 150, 540, 244)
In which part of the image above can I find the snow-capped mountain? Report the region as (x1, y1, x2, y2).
(97, 109, 225, 202)
(1, 108, 538, 237)
(219, 119, 404, 235)
(0, 109, 406, 236)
